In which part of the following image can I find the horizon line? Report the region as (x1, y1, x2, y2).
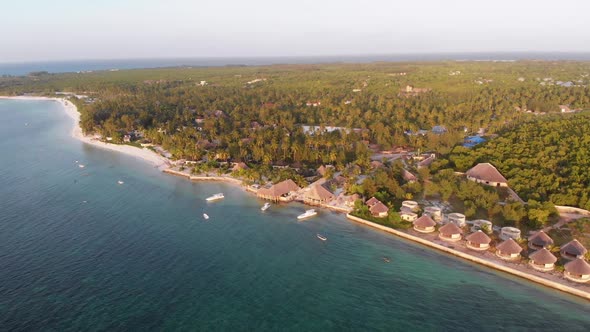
(3, 51, 590, 65)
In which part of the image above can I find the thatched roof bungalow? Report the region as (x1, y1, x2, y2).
(370, 201, 389, 218)
(402, 169, 417, 183)
(466, 231, 491, 251)
(528, 231, 554, 250)
(560, 239, 588, 260)
(257, 179, 300, 202)
(366, 197, 380, 206)
(495, 238, 523, 260)
(564, 258, 590, 283)
(344, 194, 360, 208)
(438, 222, 463, 242)
(529, 248, 558, 271)
(303, 184, 335, 206)
(232, 162, 249, 172)
(316, 165, 335, 177)
(466, 163, 508, 187)
(413, 215, 436, 233)
(417, 154, 436, 168)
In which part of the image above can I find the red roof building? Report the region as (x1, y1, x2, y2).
(466, 163, 508, 187)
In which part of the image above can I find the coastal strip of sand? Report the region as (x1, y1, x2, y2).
(0, 96, 171, 169)
(9, 95, 588, 301)
(163, 168, 243, 185)
(346, 214, 590, 302)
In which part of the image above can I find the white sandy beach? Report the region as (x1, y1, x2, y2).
(0, 96, 171, 168)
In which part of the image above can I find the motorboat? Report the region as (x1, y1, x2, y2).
(297, 209, 317, 220)
(317, 234, 327, 241)
(117, 180, 124, 185)
(206, 193, 224, 202)
(203, 213, 209, 220)
(78, 164, 85, 168)
(261, 202, 271, 211)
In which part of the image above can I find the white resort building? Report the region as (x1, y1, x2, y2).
(447, 213, 466, 227)
(500, 227, 521, 241)
(471, 219, 493, 233)
(423, 206, 442, 221)
(401, 200, 419, 212)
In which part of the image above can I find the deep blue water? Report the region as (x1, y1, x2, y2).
(1, 99, 590, 331)
(2, 52, 590, 76)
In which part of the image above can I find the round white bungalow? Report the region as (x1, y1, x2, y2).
(401, 200, 419, 211)
(423, 206, 442, 221)
(527, 230, 554, 250)
(564, 258, 590, 283)
(471, 219, 493, 234)
(528, 248, 558, 272)
(448, 213, 466, 227)
(438, 222, 463, 242)
(500, 227, 521, 241)
(465, 231, 492, 251)
(413, 215, 437, 233)
(560, 239, 588, 260)
(495, 238, 523, 260)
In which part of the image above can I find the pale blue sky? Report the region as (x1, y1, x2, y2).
(2, 0, 589, 62)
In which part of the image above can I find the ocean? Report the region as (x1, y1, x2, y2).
(0, 99, 589, 331)
(2, 52, 590, 76)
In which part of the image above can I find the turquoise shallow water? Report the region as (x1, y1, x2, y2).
(1, 99, 590, 331)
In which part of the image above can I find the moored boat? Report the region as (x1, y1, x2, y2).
(261, 202, 271, 211)
(297, 209, 317, 220)
(206, 193, 224, 201)
(203, 213, 209, 220)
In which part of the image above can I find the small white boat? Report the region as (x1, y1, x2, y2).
(203, 213, 209, 220)
(78, 164, 85, 168)
(206, 193, 224, 202)
(297, 209, 317, 220)
(117, 180, 124, 185)
(317, 234, 327, 241)
(261, 202, 271, 211)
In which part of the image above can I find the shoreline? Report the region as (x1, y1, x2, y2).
(1, 95, 254, 194)
(4, 95, 589, 301)
(163, 168, 244, 185)
(346, 214, 590, 302)
(0, 96, 171, 169)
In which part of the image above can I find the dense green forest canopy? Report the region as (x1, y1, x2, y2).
(1, 60, 590, 188)
(447, 112, 590, 209)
